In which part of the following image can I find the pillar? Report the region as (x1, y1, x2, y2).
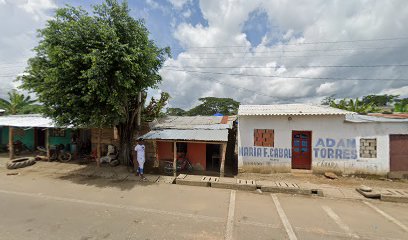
(9, 127, 14, 160)
(220, 143, 227, 177)
(173, 141, 177, 177)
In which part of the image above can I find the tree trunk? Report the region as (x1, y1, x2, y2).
(9, 127, 14, 160)
(118, 122, 136, 166)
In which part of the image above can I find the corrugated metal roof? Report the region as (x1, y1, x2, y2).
(239, 104, 354, 116)
(345, 114, 408, 123)
(0, 114, 57, 128)
(368, 113, 408, 119)
(150, 116, 233, 129)
(141, 129, 228, 142)
(0, 109, 5, 113)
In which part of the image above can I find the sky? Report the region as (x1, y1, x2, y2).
(1, 0, 408, 110)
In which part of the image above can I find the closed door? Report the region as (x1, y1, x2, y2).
(292, 131, 312, 169)
(390, 135, 408, 171)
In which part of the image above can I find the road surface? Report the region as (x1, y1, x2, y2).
(0, 173, 407, 240)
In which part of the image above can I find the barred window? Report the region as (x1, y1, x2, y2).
(254, 129, 274, 147)
(359, 138, 377, 158)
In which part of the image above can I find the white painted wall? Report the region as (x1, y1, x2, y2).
(238, 115, 408, 174)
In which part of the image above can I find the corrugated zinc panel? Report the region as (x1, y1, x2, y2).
(0, 114, 56, 128)
(239, 104, 354, 116)
(141, 129, 228, 142)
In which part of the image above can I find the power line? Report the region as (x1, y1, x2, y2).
(163, 64, 408, 69)
(162, 68, 408, 81)
(170, 36, 408, 50)
(179, 46, 406, 54)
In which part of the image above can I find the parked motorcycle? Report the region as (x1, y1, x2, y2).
(163, 157, 193, 175)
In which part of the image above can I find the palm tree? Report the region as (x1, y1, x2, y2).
(330, 98, 378, 114)
(0, 90, 38, 115)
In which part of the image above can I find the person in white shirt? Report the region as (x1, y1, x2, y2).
(134, 138, 147, 180)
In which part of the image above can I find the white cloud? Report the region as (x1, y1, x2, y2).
(168, 0, 191, 10)
(0, 0, 56, 99)
(158, 0, 408, 109)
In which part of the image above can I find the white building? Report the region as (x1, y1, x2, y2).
(237, 104, 408, 176)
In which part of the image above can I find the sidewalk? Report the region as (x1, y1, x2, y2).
(1, 155, 407, 201)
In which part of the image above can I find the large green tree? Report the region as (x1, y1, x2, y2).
(187, 97, 240, 116)
(166, 107, 187, 116)
(328, 98, 377, 113)
(0, 90, 40, 115)
(362, 94, 398, 107)
(20, 0, 169, 165)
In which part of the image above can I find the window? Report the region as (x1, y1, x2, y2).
(360, 138, 377, 158)
(254, 129, 274, 147)
(50, 128, 66, 137)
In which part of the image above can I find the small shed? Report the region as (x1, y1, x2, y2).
(141, 116, 237, 176)
(0, 114, 73, 160)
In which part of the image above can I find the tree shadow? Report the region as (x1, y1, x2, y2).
(54, 163, 157, 191)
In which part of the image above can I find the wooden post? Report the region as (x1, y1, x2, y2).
(173, 141, 177, 177)
(153, 140, 159, 168)
(97, 128, 102, 167)
(9, 127, 14, 160)
(220, 143, 227, 177)
(45, 128, 50, 161)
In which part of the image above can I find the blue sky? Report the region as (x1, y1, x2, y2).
(1, 0, 408, 109)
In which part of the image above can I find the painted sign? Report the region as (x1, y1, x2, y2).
(239, 146, 292, 159)
(313, 138, 357, 160)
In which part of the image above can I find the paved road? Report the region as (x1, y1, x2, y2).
(0, 174, 407, 240)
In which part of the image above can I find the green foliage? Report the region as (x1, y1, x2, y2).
(394, 98, 408, 112)
(362, 94, 399, 107)
(142, 92, 170, 121)
(166, 107, 187, 116)
(321, 95, 336, 106)
(19, 0, 169, 164)
(0, 90, 40, 115)
(328, 98, 377, 113)
(187, 97, 240, 116)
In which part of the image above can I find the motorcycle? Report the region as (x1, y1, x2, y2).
(163, 157, 193, 175)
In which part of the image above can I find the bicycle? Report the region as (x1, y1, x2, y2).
(163, 157, 193, 175)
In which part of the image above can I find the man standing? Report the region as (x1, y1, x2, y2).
(134, 138, 147, 181)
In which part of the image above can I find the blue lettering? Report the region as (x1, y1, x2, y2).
(320, 149, 327, 158)
(284, 149, 289, 158)
(316, 138, 325, 147)
(343, 149, 350, 159)
(274, 149, 279, 158)
(335, 149, 342, 159)
(327, 148, 334, 159)
(270, 149, 274, 157)
(239, 147, 243, 156)
(337, 139, 345, 148)
(264, 148, 268, 157)
(313, 148, 319, 158)
(279, 149, 283, 158)
(351, 149, 357, 159)
(249, 147, 253, 157)
(326, 138, 335, 147)
(257, 148, 262, 157)
(244, 147, 248, 157)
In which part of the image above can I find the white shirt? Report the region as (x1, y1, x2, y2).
(135, 144, 145, 162)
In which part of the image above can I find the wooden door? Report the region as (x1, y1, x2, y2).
(292, 131, 312, 169)
(390, 135, 408, 171)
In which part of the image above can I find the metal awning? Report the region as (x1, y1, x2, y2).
(141, 129, 228, 142)
(0, 114, 58, 128)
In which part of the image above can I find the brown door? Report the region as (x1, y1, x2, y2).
(390, 135, 408, 171)
(292, 131, 312, 169)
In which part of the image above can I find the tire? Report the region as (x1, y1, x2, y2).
(58, 152, 72, 162)
(109, 159, 119, 167)
(6, 157, 36, 170)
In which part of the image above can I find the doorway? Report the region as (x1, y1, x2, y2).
(35, 128, 46, 148)
(390, 134, 408, 171)
(206, 144, 220, 171)
(292, 131, 312, 170)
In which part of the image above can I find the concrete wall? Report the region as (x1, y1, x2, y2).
(157, 141, 173, 160)
(156, 141, 207, 170)
(238, 115, 408, 175)
(186, 142, 206, 170)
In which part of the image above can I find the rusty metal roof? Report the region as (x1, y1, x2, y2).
(150, 116, 235, 129)
(239, 104, 353, 116)
(141, 129, 228, 142)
